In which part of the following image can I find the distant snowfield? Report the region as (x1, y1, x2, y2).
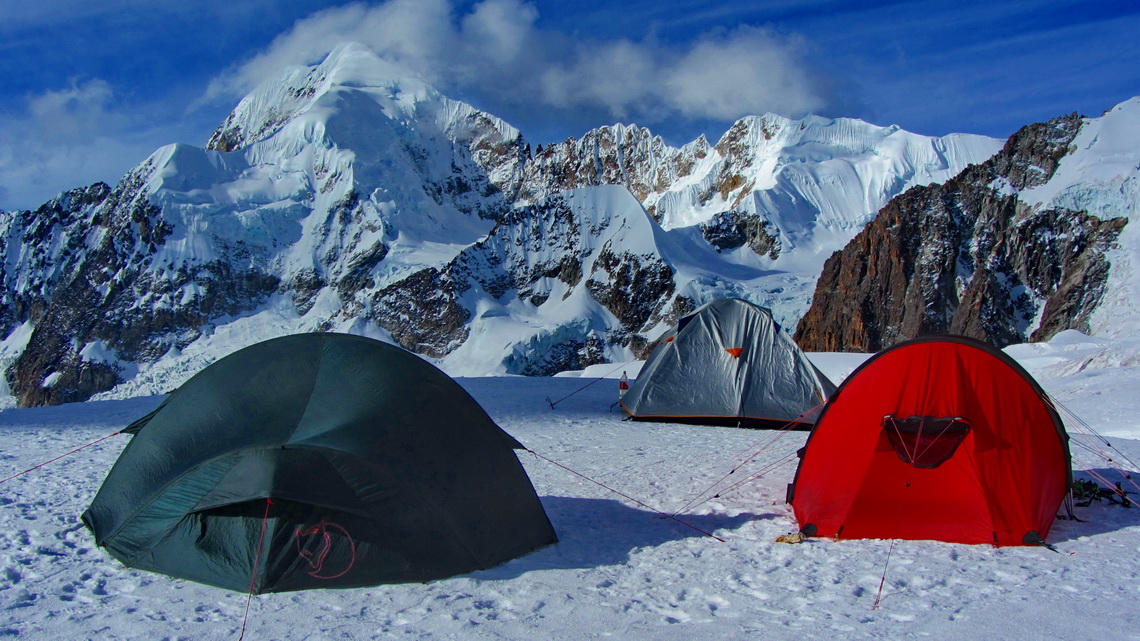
(2, 331, 1140, 639)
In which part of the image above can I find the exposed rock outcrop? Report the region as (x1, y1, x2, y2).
(0, 45, 1015, 405)
(794, 114, 1127, 352)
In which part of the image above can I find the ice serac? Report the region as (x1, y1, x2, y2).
(0, 43, 1001, 406)
(795, 101, 1139, 352)
(439, 186, 690, 376)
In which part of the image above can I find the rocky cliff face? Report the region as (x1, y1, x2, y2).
(0, 170, 280, 405)
(0, 44, 1004, 406)
(794, 114, 1128, 352)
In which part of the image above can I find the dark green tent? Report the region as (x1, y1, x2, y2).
(82, 333, 557, 593)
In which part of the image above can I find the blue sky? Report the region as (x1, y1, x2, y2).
(1, 0, 1137, 210)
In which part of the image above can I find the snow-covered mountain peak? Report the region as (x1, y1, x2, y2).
(639, 112, 1002, 253)
(795, 98, 1139, 353)
(316, 42, 431, 96)
(1013, 97, 1140, 339)
(206, 43, 520, 157)
(0, 43, 1007, 406)
(680, 133, 713, 156)
(1021, 97, 1140, 214)
(712, 113, 790, 159)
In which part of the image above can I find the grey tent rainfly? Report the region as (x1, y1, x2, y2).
(82, 333, 557, 593)
(620, 298, 836, 429)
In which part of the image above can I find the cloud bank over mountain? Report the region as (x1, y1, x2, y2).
(202, 0, 831, 126)
(3, 0, 1136, 211)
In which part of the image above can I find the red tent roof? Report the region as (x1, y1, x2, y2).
(789, 336, 1070, 546)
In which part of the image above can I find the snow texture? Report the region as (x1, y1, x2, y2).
(1, 331, 1140, 639)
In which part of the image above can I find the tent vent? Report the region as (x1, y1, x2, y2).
(882, 415, 970, 469)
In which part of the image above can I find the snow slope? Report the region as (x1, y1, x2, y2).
(1021, 97, 1140, 338)
(1, 332, 1139, 639)
(0, 42, 1004, 406)
(651, 114, 1001, 256)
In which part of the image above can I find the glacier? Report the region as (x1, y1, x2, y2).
(0, 42, 1018, 405)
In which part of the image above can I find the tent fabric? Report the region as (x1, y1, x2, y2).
(82, 333, 557, 593)
(789, 335, 1071, 546)
(619, 298, 836, 429)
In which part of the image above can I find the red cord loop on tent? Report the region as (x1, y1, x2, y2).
(0, 431, 121, 485)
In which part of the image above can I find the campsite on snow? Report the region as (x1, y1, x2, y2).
(1, 4, 1139, 638)
(3, 317, 1140, 639)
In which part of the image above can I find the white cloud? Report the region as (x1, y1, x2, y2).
(460, 0, 539, 67)
(200, 0, 458, 106)
(25, 78, 117, 143)
(665, 27, 826, 119)
(200, 0, 829, 128)
(540, 40, 659, 118)
(0, 80, 191, 211)
(0, 0, 833, 211)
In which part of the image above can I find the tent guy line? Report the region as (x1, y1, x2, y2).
(0, 430, 122, 485)
(239, 497, 273, 641)
(871, 539, 898, 610)
(1043, 393, 1140, 509)
(691, 451, 800, 512)
(669, 407, 816, 517)
(544, 361, 630, 409)
(522, 447, 725, 540)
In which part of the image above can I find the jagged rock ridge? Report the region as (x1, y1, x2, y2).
(794, 112, 1131, 352)
(0, 43, 1005, 406)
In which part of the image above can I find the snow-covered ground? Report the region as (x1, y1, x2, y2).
(2, 332, 1140, 639)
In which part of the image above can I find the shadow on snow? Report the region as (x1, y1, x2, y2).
(1048, 467, 1140, 543)
(471, 496, 776, 580)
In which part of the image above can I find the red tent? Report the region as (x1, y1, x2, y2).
(788, 336, 1071, 546)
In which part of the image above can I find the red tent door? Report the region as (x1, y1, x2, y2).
(838, 417, 996, 544)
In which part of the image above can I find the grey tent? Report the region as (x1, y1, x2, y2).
(620, 299, 835, 429)
(82, 333, 557, 593)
